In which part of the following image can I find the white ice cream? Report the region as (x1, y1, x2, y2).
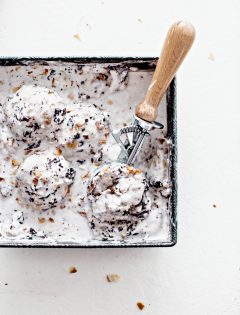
(87, 163, 151, 240)
(57, 103, 109, 163)
(4, 85, 66, 149)
(0, 62, 172, 246)
(16, 151, 75, 210)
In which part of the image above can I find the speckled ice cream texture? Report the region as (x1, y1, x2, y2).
(87, 163, 151, 241)
(57, 102, 109, 163)
(16, 151, 75, 211)
(0, 61, 173, 246)
(4, 85, 67, 148)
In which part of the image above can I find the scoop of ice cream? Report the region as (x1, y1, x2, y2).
(4, 85, 67, 149)
(16, 151, 75, 210)
(57, 103, 109, 163)
(87, 163, 151, 240)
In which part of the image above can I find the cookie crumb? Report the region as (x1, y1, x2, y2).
(24, 149, 32, 155)
(44, 116, 52, 125)
(69, 266, 77, 274)
(99, 138, 106, 144)
(32, 177, 39, 186)
(34, 170, 43, 178)
(65, 186, 71, 196)
(52, 78, 56, 88)
(107, 99, 113, 105)
(127, 166, 142, 175)
(82, 172, 90, 179)
(67, 93, 75, 100)
(73, 33, 81, 41)
(67, 140, 78, 149)
(106, 274, 120, 282)
(12, 85, 22, 93)
(48, 217, 55, 223)
(213, 204, 217, 208)
(12, 159, 20, 167)
(208, 53, 215, 61)
(43, 69, 49, 75)
(38, 217, 46, 224)
(55, 147, 62, 156)
(137, 302, 145, 310)
(95, 121, 104, 130)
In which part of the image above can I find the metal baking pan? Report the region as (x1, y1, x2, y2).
(0, 57, 177, 248)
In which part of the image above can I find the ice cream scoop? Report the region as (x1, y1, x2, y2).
(90, 21, 195, 184)
(112, 21, 195, 165)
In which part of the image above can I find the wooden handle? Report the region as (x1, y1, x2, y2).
(135, 21, 195, 122)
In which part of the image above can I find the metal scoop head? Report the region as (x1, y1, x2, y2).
(111, 115, 163, 165)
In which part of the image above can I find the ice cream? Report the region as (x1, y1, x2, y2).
(0, 104, 5, 123)
(0, 160, 15, 197)
(87, 163, 151, 240)
(3, 85, 66, 149)
(16, 151, 75, 210)
(57, 103, 109, 163)
(0, 61, 172, 246)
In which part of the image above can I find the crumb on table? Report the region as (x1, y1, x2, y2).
(106, 274, 120, 282)
(73, 33, 81, 41)
(137, 302, 145, 310)
(69, 266, 77, 274)
(208, 52, 215, 61)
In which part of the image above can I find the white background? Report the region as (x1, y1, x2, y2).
(0, 0, 239, 314)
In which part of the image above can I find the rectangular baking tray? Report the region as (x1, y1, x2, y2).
(0, 57, 177, 248)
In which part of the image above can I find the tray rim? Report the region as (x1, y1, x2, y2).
(0, 56, 177, 248)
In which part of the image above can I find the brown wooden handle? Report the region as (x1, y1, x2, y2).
(135, 21, 196, 122)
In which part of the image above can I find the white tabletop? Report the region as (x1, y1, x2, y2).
(0, 0, 239, 314)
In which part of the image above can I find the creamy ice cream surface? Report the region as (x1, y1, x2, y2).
(57, 103, 109, 163)
(16, 151, 75, 211)
(4, 85, 66, 149)
(87, 163, 151, 240)
(0, 61, 172, 245)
